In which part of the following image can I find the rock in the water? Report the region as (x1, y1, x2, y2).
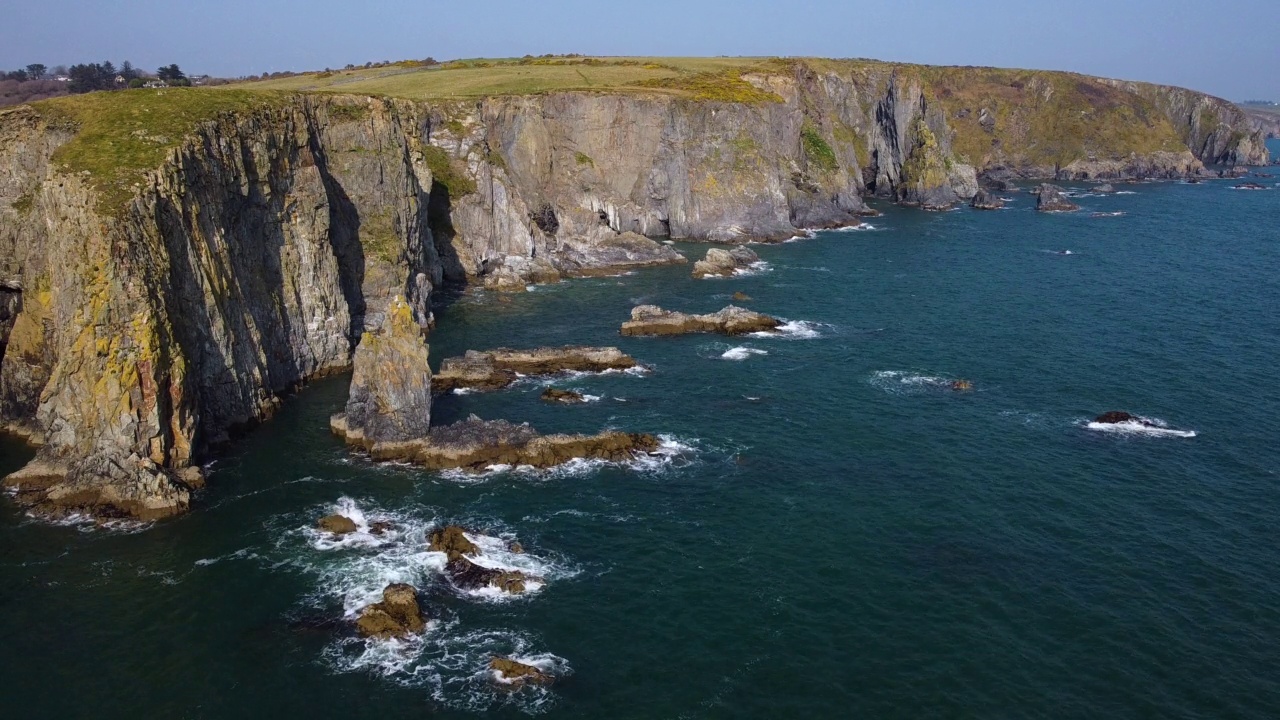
(376, 415, 659, 471)
(329, 296, 432, 456)
(691, 245, 759, 279)
(355, 584, 426, 639)
(368, 521, 394, 536)
(1034, 184, 1080, 213)
(1095, 183, 1117, 193)
(1233, 182, 1267, 190)
(969, 188, 1005, 210)
(428, 525, 480, 561)
(541, 388, 586, 404)
(731, 291, 752, 302)
(490, 657, 555, 688)
(433, 346, 637, 393)
(317, 514, 358, 535)
(620, 305, 781, 337)
(1094, 411, 1140, 424)
(448, 556, 537, 594)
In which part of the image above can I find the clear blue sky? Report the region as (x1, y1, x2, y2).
(3, 0, 1276, 100)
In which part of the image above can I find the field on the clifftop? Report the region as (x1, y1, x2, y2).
(228, 57, 776, 100)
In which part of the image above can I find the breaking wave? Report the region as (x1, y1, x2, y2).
(1084, 416, 1196, 438)
(751, 320, 826, 339)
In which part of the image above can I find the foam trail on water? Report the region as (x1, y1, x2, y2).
(1085, 416, 1196, 438)
(721, 346, 768, 361)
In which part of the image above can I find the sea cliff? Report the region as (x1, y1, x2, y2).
(0, 58, 1267, 519)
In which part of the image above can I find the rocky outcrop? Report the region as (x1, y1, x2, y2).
(1033, 184, 1080, 213)
(1095, 184, 1117, 194)
(355, 583, 427, 639)
(541, 388, 586, 404)
(429, 526, 537, 595)
(318, 514, 358, 534)
(490, 657, 555, 688)
(1109, 82, 1271, 166)
(432, 346, 637, 393)
(969, 188, 1005, 210)
(0, 60, 1267, 520)
(328, 296, 432, 456)
(427, 525, 480, 560)
(691, 246, 760, 278)
(333, 413, 659, 469)
(620, 305, 781, 336)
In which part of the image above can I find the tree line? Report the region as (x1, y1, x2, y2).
(2, 61, 189, 92)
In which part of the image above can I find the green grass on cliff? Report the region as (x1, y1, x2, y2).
(35, 88, 291, 215)
(230, 57, 778, 101)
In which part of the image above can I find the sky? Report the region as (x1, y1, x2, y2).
(2, 0, 1276, 100)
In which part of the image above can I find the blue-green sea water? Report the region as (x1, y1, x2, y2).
(2, 165, 1279, 718)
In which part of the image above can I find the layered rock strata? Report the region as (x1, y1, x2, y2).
(329, 296, 433, 455)
(432, 346, 637, 393)
(620, 305, 782, 337)
(333, 413, 658, 469)
(0, 58, 1269, 519)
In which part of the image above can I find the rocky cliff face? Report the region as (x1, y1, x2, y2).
(0, 61, 1267, 519)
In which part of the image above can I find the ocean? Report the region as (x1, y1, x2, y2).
(2, 157, 1279, 718)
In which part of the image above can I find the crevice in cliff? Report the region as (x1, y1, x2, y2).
(427, 179, 467, 284)
(0, 286, 19, 366)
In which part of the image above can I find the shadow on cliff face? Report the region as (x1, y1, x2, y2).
(0, 287, 19, 367)
(427, 179, 467, 285)
(312, 145, 367, 341)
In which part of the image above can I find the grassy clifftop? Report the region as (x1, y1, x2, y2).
(232, 56, 772, 100)
(29, 88, 292, 213)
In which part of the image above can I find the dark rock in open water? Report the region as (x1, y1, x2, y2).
(355, 584, 427, 639)
(970, 188, 1005, 210)
(1034, 184, 1081, 213)
(621, 305, 781, 336)
(433, 346, 637, 393)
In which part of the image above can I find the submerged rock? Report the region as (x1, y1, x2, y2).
(1233, 182, 1267, 190)
(317, 514, 358, 535)
(490, 657, 555, 688)
(969, 188, 1005, 210)
(691, 245, 760, 279)
(1033, 184, 1080, 213)
(433, 346, 637, 393)
(355, 584, 426, 639)
(1093, 411, 1148, 425)
(1095, 183, 1117, 193)
(541, 388, 587, 404)
(731, 291, 753, 302)
(620, 305, 781, 337)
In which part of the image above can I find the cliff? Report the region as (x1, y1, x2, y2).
(0, 58, 1268, 519)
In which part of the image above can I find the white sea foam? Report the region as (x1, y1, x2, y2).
(453, 388, 477, 396)
(783, 230, 817, 242)
(731, 261, 772, 277)
(436, 434, 699, 483)
(721, 346, 769, 361)
(1114, 190, 1137, 195)
(869, 370, 972, 396)
(830, 222, 879, 232)
(1085, 417, 1196, 438)
(751, 320, 825, 339)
